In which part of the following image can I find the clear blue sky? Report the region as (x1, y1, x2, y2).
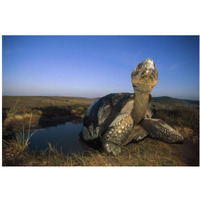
(2, 36, 199, 100)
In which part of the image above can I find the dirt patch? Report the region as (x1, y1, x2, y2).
(169, 126, 199, 166)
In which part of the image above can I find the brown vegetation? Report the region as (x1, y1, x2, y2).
(2, 96, 199, 166)
(2, 96, 96, 133)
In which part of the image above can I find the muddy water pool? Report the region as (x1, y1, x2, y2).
(28, 122, 84, 155)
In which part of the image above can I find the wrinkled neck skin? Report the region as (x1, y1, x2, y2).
(131, 86, 152, 124)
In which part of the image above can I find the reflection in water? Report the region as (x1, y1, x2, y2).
(28, 122, 83, 154)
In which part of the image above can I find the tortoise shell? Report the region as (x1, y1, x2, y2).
(81, 93, 134, 141)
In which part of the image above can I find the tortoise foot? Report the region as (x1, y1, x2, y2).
(103, 141, 121, 156)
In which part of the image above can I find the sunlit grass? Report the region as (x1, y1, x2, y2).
(2, 113, 37, 163)
(2, 96, 94, 133)
(2, 96, 199, 166)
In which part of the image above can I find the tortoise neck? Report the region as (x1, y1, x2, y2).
(131, 89, 151, 124)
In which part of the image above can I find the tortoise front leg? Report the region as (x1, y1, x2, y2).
(102, 114, 134, 156)
(141, 118, 184, 143)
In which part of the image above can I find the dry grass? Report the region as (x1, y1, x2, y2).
(2, 96, 96, 133)
(153, 105, 199, 132)
(2, 96, 199, 166)
(2, 114, 37, 165)
(3, 125, 198, 166)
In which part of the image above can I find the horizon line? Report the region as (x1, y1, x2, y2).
(2, 94, 199, 101)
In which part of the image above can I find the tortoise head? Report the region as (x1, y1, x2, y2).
(131, 58, 158, 93)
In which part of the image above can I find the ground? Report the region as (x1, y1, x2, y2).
(2, 96, 199, 166)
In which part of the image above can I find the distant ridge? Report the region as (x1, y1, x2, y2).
(152, 96, 199, 107)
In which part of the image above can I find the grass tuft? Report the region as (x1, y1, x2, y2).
(2, 113, 37, 164)
(2, 96, 199, 166)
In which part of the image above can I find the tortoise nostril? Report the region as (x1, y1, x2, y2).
(145, 59, 155, 70)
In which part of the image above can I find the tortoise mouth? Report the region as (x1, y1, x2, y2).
(131, 58, 158, 88)
(140, 69, 157, 81)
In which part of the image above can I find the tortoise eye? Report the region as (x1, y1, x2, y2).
(138, 63, 142, 69)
